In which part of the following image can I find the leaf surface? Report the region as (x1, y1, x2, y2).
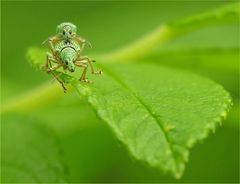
(79, 63, 232, 177)
(28, 47, 232, 177)
(1, 114, 67, 183)
(24, 2, 237, 177)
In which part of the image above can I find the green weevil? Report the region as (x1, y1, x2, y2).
(42, 22, 102, 92)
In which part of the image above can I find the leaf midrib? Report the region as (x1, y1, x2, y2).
(98, 64, 178, 170)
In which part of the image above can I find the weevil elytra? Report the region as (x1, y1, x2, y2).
(42, 22, 102, 92)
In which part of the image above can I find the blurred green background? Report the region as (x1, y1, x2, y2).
(1, 0, 239, 183)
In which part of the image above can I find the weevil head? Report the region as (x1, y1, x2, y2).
(57, 22, 77, 40)
(65, 58, 76, 72)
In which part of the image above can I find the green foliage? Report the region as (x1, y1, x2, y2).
(1, 114, 66, 183)
(1, 1, 239, 182)
(80, 64, 232, 178)
(27, 47, 232, 177)
(168, 3, 240, 31)
(104, 2, 239, 60)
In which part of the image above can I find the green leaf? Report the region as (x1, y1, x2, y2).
(140, 47, 239, 99)
(104, 3, 239, 61)
(7, 2, 236, 179)
(26, 47, 232, 178)
(1, 114, 67, 183)
(168, 3, 239, 31)
(73, 63, 231, 178)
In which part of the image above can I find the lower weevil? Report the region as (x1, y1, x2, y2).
(42, 22, 102, 92)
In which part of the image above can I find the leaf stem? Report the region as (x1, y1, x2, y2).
(102, 3, 239, 61)
(102, 25, 175, 61)
(1, 82, 66, 114)
(2, 3, 239, 114)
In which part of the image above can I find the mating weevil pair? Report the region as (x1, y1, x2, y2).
(42, 22, 102, 92)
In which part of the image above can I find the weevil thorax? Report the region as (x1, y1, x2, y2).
(56, 22, 77, 41)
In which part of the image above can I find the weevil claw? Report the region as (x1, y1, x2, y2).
(80, 78, 93, 83)
(46, 67, 54, 74)
(92, 70, 103, 75)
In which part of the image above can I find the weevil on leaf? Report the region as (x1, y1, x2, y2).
(42, 22, 103, 92)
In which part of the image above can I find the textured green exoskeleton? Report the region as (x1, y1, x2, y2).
(42, 22, 102, 92)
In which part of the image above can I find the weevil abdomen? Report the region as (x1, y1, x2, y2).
(60, 47, 78, 61)
(54, 40, 81, 72)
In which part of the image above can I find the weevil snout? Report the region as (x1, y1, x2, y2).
(65, 60, 76, 72)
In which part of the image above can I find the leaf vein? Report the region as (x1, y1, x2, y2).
(100, 65, 178, 169)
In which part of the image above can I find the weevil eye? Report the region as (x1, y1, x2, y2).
(66, 61, 68, 65)
(63, 31, 66, 35)
(69, 31, 72, 35)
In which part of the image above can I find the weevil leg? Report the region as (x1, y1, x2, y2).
(77, 56, 103, 75)
(43, 52, 58, 70)
(47, 36, 60, 55)
(51, 71, 67, 93)
(74, 60, 92, 83)
(44, 53, 62, 72)
(47, 63, 67, 92)
(47, 52, 59, 64)
(45, 52, 53, 68)
(46, 63, 63, 73)
(44, 54, 66, 92)
(74, 36, 90, 55)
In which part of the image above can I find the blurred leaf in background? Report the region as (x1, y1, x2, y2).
(1, 0, 239, 183)
(1, 114, 66, 183)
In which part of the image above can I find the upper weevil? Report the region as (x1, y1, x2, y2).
(42, 22, 102, 92)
